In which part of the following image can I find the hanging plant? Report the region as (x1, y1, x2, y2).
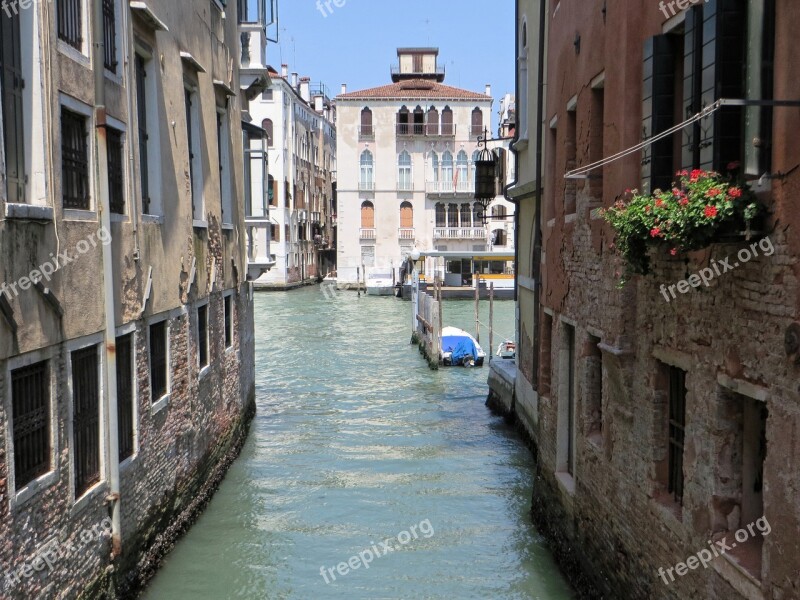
(601, 169, 765, 280)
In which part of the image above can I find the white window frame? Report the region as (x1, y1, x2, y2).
(116, 322, 139, 470)
(195, 298, 210, 378)
(148, 314, 171, 414)
(4, 346, 59, 511)
(56, 0, 92, 65)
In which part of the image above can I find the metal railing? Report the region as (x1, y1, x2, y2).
(433, 227, 486, 240)
(397, 179, 414, 192)
(358, 126, 375, 140)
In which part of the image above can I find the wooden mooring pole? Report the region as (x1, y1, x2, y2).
(489, 282, 494, 363)
(474, 272, 480, 343)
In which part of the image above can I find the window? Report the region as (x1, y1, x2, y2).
(270, 223, 280, 242)
(548, 123, 558, 220)
(441, 106, 453, 135)
(430, 152, 439, 183)
(185, 86, 203, 221)
(149, 321, 168, 401)
(519, 21, 529, 136)
(400, 201, 413, 228)
(218, 110, 232, 224)
(360, 201, 374, 229)
(557, 324, 576, 478)
(268, 175, 277, 206)
(116, 333, 134, 462)
(667, 367, 686, 504)
(102, 0, 117, 72)
(224, 296, 233, 348)
(589, 85, 604, 199)
(360, 108, 373, 138)
(197, 304, 208, 370)
(412, 106, 424, 135)
(473, 202, 484, 225)
(397, 106, 410, 135)
(471, 107, 484, 137)
(107, 127, 125, 214)
(565, 108, 577, 214)
(1, 11, 25, 203)
(11, 361, 51, 490)
(586, 335, 603, 447)
(456, 151, 468, 189)
(441, 151, 453, 190)
(72, 346, 100, 497)
(62, 107, 90, 210)
(398, 151, 412, 190)
(492, 229, 507, 246)
(492, 204, 507, 219)
(135, 50, 160, 215)
(359, 150, 374, 189)
(262, 118, 274, 147)
(447, 203, 458, 228)
(426, 107, 439, 135)
(58, 0, 83, 50)
(435, 203, 446, 227)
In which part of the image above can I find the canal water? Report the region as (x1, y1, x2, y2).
(143, 287, 574, 599)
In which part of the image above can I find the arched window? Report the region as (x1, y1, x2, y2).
(262, 119, 274, 147)
(431, 152, 440, 183)
(435, 203, 446, 227)
(360, 150, 374, 189)
(400, 201, 413, 228)
(398, 151, 412, 190)
(447, 203, 458, 228)
(492, 204, 507, 218)
(413, 106, 425, 135)
(360, 108, 373, 137)
(493, 229, 507, 246)
(361, 201, 375, 228)
(427, 106, 439, 135)
(441, 106, 454, 135)
(460, 203, 472, 227)
(456, 151, 468, 189)
(473, 202, 485, 224)
(442, 151, 454, 190)
(397, 105, 410, 135)
(471, 108, 484, 137)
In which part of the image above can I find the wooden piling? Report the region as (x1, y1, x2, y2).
(475, 272, 480, 343)
(489, 282, 494, 364)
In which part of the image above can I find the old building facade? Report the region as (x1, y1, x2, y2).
(0, 0, 261, 596)
(335, 48, 514, 287)
(509, 0, 800, 599)
(249, 65, 337, 289)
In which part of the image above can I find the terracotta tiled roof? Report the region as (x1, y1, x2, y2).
(337, 79, 489, 101)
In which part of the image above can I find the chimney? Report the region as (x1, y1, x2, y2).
(300, 77, 311, 102)
(341, 83, 347, 95)
(291, 72, 298, 88)
(281, 64, 288, 78)
(314, 96, 324, 112)
(485, 84, 492, 97)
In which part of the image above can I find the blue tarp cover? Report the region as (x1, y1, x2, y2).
(441, 335, 479, 363)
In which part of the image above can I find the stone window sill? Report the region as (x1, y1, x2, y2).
(555, 471, 576, 497)
(12, 470, 58, 511)
(72, 480, 108, 516)
(151, 394, 170, 415)
(4, 203, 54, 221)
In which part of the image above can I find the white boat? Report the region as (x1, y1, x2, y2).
(366, 271, 395, 296)
(440, 327, 486, 367)
(496, 340, 516, 360)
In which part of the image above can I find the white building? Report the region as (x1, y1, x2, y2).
(244, 64, 337, 288)
(335, 48, 515, 287)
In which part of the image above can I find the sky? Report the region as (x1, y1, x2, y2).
(270, 0, 515, 104)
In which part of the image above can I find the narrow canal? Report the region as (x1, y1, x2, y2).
(143, 287, 574, 599)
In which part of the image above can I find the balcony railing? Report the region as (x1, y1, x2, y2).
(398, 228, 415, 240)
(359, 126, 375, 140)
(311, 211, 322, 224)
(433, 227, 486, 240)
(397, 180, 413, 192)
(425, 180, 475, 195)
(396, 123, 456, 137)
(360, 228, 376, 240)
(358, 181, 375, 192)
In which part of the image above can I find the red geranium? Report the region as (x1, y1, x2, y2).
(704, 205, 718, 218)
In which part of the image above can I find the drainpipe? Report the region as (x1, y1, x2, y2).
(93, 0, 122, 558)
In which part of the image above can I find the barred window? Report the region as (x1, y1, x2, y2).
(149, 321, 168, 401)
(72, 346, 100, 497)
(102, 0, 117, 72)
(668, 366, 687, 504)
(62, 108, 90, 210)
(116, 334, 134, 461)
(224, 296, 233, 349)
(107, 127, 125, 214)
(57, 0, 83, 50)
(12, 361, 51, 490)
(197, 305, 208, 369)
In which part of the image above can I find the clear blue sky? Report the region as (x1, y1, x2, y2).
(270, 0, 515, 102)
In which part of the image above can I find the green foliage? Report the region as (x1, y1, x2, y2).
(602, 170, 764, 278)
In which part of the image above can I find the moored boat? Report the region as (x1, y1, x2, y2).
(366, 271, 395, 296)
(440, 327, 486, 367)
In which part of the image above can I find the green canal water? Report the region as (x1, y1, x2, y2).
(143, 287, 574, 600)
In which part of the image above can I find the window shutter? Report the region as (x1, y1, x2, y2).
(1, 12, 26, 203)
(641, 35, 676, 194)
(681, 6, 703, 170)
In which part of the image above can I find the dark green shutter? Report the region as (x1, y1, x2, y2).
(642, 35, 676, 194)
(1, 12, 26, 203)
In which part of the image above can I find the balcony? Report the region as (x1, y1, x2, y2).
(397, 180, 414, 192)
(391, 65, 446, 82)
(360, 228, 376, 240)
(311, 211, 322, 224)
(398, 228, 415, 240)
(434, 227, 487, 240)
(426, 180, 475, 196)
(358, 181, 375, 192)
(358, 126, 375, 140)
(396, 123, 456, 137)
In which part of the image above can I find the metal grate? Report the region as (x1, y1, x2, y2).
(12, 362, 50, 490)
(668, 366, 687, 504)
(72, 346, 100, 497)
(61, 108, 90, 209)
(107, 127, 125, 214)
(224, 297, 233, 348)
(57, 0, 83, 50)
(102, 0, 117, 72)
(116, 334, 134, 461)
(198, 305, 208, 368)
(135, 54, 151, 214)
(149, 321, 168, 401)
